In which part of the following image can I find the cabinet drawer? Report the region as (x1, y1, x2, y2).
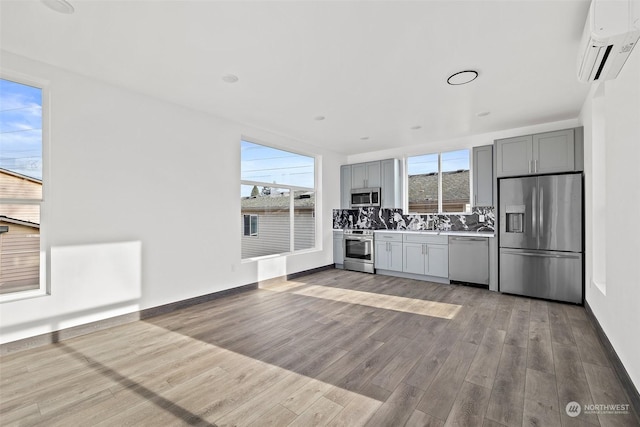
(375, 232, 403, 242)
(403, 233, 448, 245)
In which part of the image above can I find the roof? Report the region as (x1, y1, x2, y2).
(0, 168, 42, 184)
(241, 192, 315, 211)
(0, 216, 40, 229)
(408, 170, 470, 202)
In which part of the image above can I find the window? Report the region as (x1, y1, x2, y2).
(407, 149, 470, 213)
(243, 214, 258, 237)
(240, 140, 315, 259)
(0, 78, 44, 298)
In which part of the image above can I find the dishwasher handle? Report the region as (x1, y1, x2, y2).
(449, 237, 488, 242)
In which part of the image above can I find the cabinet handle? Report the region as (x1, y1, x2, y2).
(534, 159, 538, 173)
(474, 194, 477, 205)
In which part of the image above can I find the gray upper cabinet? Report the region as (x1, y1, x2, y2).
(534, 129, 574, 174)
(472, 145, 493, 206)
(381, 159, 402, 209)
(496, 127, 583, 177)
(351, 161, 381, 188)
(496, 135, 533, 177)
(340, 165, 352, 209)
(341, 159, 402, 209)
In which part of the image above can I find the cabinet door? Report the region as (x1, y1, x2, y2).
(533, 129, 575, 174)
(333, 237, 344, 265)
(365, 161, 382, 188)
(374, 241, 389, 269)
(340, 165, 352, 208)
(496, 135, 533, 177)
(351, 163, 367, 188)
(473, 145, 493, 206)
(381, 159, 401, 209)
(403, 243, 425, 275)
(426, 244, 449, 278)
(388, 242, 404, 272)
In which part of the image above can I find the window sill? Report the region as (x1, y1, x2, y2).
(0, 287, 48, 304)
(241, 247, 321, 263)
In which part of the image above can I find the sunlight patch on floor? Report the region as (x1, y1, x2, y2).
(270, 284, 462, 319)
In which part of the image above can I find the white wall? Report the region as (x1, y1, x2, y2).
(580, 45, 640, 391)
(0, 51, 345, 344)
(346, 118, 581, 164)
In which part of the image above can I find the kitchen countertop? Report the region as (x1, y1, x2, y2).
(334, 229, 495, 237)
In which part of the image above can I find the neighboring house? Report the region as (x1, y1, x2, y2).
(0, 168, 42, 294)
(240, 192, 315, 258)
(0, 217, 40, 294)
(408, 169, 470, 213)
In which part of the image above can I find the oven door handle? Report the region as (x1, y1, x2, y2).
(344, 236, 372, 241)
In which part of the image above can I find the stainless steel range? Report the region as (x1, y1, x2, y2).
(343, 229, 375, 274)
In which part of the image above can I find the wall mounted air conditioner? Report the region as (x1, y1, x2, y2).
(577, 0, 640, 83)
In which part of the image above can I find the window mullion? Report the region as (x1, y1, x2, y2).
(438, 153, 443, 213)
(289, 191, 294, 253)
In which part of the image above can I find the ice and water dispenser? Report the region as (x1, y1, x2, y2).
(505, 205, 525, 233)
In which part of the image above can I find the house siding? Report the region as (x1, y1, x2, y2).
(241, 211, 315, 258)
(0, 233, 40, 294)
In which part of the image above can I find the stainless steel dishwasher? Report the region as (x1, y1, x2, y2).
(448, 236, 489, 286)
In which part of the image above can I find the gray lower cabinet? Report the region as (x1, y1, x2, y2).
(333, 231, 344, 267)
(496, 127, 583, 177)
(374, 233, 403, 272)
(402, 234, 449, 278)
(472, 145, 493, 206)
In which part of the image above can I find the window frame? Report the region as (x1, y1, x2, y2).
(406, 149, 471, 214)
(0, 73, 49, 303)
(243, 214, 258, 237)
(240, 137, 318, 260)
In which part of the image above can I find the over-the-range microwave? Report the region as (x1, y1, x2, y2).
(350, 188, 381, 208)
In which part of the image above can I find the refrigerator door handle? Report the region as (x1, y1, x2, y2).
(539, 186, 544, 234)
(532, 185, 537, 238)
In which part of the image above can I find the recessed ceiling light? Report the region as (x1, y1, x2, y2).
(477, 111, 491, 117)
(41, 0, 74, 14)
(410, 125, 422, 130)
(447, 70, 478, 85)
(221, 74, 239, 83)
(314, 116, 326, 121)
(360, 136, 370, 140)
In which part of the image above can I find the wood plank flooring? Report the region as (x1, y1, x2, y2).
(1, 269, 638, 426)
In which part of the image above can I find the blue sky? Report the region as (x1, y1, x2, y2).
(241, 140, 315, 197)
(0, 78, 43, 180)
(408, 149, 470, 175)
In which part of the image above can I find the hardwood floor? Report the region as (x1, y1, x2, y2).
(1, 269, 638, 426)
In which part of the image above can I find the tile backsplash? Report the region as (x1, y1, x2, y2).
(333, 207, 495, 232)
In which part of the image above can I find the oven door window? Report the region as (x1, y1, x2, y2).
(344, 238, 372, 261)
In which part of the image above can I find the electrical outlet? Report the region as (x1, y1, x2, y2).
(479, 214, 485, 222)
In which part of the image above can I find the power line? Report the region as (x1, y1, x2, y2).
(0, 128, 42, 135)
(0, 106, 42, 113)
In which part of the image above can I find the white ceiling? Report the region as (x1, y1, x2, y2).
(0, 0, 592, 155)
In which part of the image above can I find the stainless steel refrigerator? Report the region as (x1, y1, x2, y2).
(499, 173, 583, 304)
